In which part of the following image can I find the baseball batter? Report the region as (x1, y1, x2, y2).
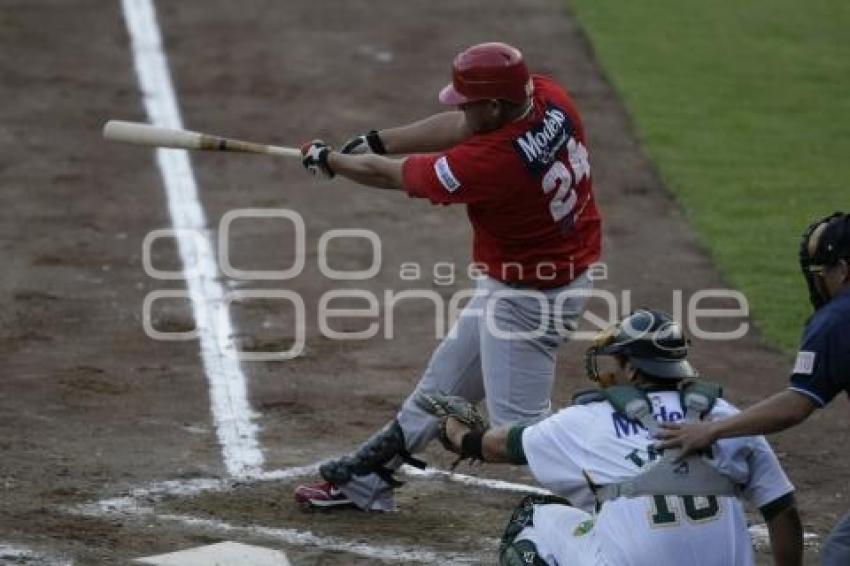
(294, 42, 602, 511)
(427, 309, 802, 566)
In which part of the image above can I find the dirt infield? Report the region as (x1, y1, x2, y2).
(0, 0, 845, 564)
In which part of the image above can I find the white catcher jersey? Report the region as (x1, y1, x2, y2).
(522, 390, 794, 566)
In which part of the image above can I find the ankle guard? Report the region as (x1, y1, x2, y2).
(319, 420, 426, 488)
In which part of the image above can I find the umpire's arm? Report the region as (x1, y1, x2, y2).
(762, 493, 803, 566)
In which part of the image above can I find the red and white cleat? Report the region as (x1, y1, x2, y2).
(293, 481, 355, 509)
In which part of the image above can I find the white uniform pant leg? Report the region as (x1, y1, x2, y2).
(515, 504, 609, 566)
(481, 273, 591, 426)
(338, 287, 487, 510)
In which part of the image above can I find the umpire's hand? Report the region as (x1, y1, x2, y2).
(654, 421, 718, 463)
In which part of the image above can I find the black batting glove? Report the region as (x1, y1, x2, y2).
(300, 140, 334, 179)
(340, 130, 386, 155)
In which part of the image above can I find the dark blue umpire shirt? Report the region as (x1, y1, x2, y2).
(789, 289, 850, 407)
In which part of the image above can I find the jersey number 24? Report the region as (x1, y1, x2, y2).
(542, 138, 590, 225)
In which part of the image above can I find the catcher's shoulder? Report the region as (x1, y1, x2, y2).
(709, 397, 739, 419)
(571, 388, 607, 406)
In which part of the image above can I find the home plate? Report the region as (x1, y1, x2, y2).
(134, 542, 291, 565)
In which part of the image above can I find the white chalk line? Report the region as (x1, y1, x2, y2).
(69, 463, 536, 563)
(0, 544, 30, 558)
(85, 463, 546, 506)
(120, 0, 262, 477)
(400, 465, 551, 495)
(73, 486, 483, 564)
(149, 513, 481, 564)
(0, 543, 73, 566)
(115, 0, 545, 551)
(747, 523, 820, 550)
(76, 461, 819, 556)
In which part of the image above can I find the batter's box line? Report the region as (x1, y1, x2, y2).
(70, 486, 485, 564)
(72, 504, 483, 564)
(82, 462, 549, 508)
(63, 463, 546, 564)
(0, 543, 73, 566)
(63, 462, 540, 564)
(69, 461, 817, 557)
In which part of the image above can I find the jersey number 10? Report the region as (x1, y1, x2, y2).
(541, 138, 590, 225)
(649, 495, 721, 527)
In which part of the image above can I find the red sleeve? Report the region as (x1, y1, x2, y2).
(402, 143, 514, 205)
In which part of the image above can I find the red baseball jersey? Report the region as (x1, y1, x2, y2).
(402, 75, 601, 289)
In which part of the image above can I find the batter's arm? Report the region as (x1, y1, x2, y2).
(326, 152, 406, 191)
(378, 111, 472, 154)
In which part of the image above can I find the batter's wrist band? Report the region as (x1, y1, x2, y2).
(461, 430, 485, 460)
(320, 148, 335, 176)
(366, 130, 387, 154)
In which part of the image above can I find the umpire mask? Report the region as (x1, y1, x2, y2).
(799, 212, 850, 310)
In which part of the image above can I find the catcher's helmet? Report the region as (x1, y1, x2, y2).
(585, 309, 697, 383)
(799, 211, 850, 310)
(438, 42, 533, 106)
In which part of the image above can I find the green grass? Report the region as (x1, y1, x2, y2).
(569, 0, 850, 352)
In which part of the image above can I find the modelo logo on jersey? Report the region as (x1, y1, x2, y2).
(512, 104, 573, 174)
(611, 405, 684, 439)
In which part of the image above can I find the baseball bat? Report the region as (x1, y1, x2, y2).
(102, 120, 301, 158)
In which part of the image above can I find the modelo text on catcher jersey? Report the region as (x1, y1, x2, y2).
(402, 75, 602, 289)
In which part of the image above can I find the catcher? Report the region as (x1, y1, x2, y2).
(419, 309, 803, 566)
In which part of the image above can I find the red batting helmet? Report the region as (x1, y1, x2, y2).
(438, 42, 533, 106)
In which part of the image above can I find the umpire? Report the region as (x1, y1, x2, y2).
(657, 211, 850, 565)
